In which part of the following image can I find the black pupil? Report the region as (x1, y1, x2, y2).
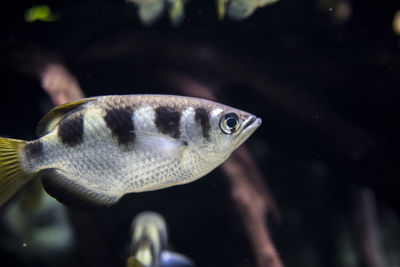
(226, 117, 237, 128)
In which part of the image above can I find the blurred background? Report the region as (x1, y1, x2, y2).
(0, 0, 400, 266)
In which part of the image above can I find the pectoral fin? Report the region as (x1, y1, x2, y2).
(40, 169, 120, 210)
(133, 130, 188, 160)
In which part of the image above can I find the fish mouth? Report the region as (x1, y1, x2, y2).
(242, 115, 262, 132)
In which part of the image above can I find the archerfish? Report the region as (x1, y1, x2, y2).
(0, 95, 261, 210)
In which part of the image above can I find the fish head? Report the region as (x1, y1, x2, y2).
(185, 105, 262, 163)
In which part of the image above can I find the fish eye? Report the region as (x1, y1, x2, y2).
(220, 113, 240, 134)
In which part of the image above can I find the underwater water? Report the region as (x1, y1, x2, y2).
(1, 0, 400, 266)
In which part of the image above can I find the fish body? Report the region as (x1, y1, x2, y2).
(0, 95, 261, 209)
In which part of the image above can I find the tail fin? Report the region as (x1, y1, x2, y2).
(0, 137, 34, 206)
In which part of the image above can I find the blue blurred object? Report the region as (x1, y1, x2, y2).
(161, 251, 194, 267)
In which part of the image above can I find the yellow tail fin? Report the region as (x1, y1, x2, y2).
(0, 137, 33, 206)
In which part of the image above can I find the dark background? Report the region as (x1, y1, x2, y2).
(0, 0, 400, 266)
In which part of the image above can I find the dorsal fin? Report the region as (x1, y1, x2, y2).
(37, 98, 96, 137)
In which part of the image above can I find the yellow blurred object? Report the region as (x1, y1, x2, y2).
(126, 256, 145, 267)
(217, 0, 228, 20)
(24, 5, 59, 23)
(168, 0, 185, 26)
(317, 0, 352, 25)
(393, 10, 400, 35)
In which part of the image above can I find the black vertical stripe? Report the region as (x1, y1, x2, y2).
(24, 140, 43, 159)
(155, 106, 181, 139)
(195, 107, 211, 140)
(58, 114, 84, 147)
(104, 107, 134, 146)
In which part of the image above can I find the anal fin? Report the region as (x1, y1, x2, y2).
(39, 169, 120, 211)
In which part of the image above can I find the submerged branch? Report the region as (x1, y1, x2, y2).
(40, 64, 84, 106)
(222, 146, 283, 267)
(353, 188, 387, 267)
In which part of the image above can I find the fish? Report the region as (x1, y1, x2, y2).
(0, 94, 261, 210)
(127, 0, 188, 26)
(128, 211, 167, 267)
(127, 211, 194, 267)
(127, 0, 166, 26)
(167, 0, 186, 26)
(218, 0, 279, 20)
